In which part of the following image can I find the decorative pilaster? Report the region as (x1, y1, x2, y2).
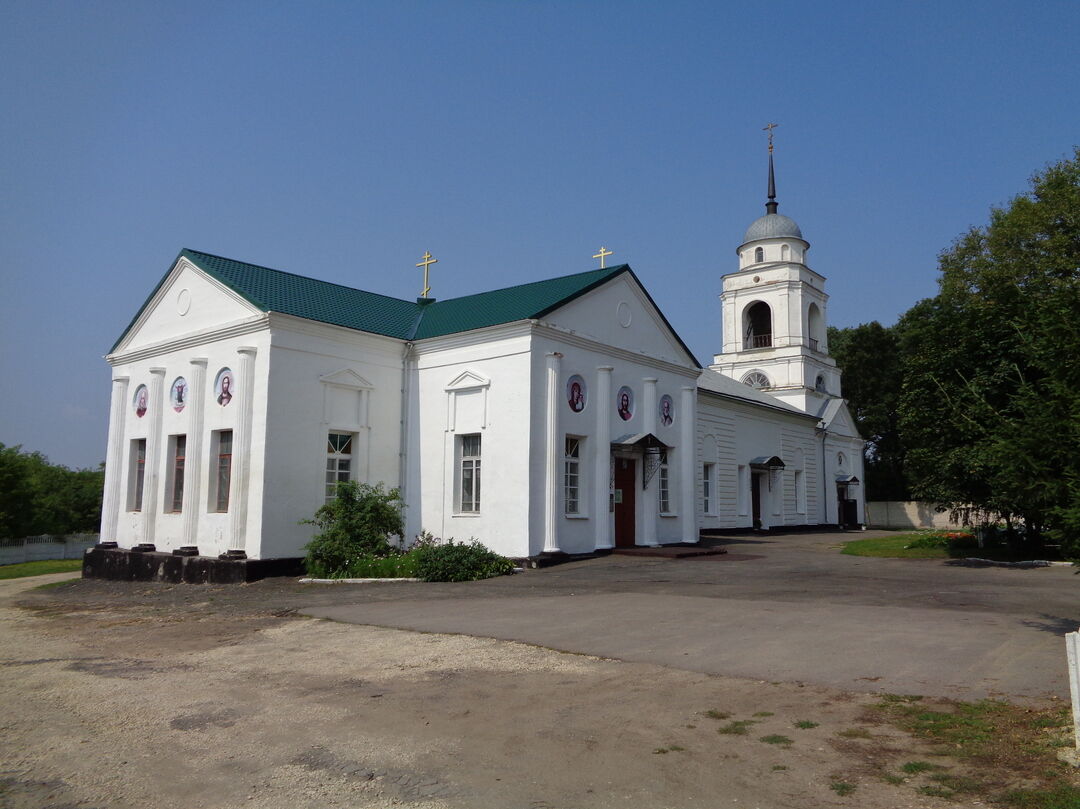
(641, 378, 658, 546)
(179, 358, 208, 554)
(226, 347, 257, 559)
(680, 385, 698, 543)
(593, 366, 613, 550)
(98, 376, 129, 548)
(138, 368, 166, 550)
(542, 352, 562, 554)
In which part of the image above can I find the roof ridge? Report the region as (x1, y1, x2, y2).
(181, 248, 415, 307)
(436, 263, 628, 305)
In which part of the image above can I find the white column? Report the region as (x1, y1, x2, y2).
(140, 368, 167, 549)
(542, 352, 562, 554)
(680, 385, 698, 543)
(98, 375, 129, 546)
(181, 358, 208, 552)
(227, 347, 257, 558)
(593, 366, 613, 550)
(641, 378, 658, 546)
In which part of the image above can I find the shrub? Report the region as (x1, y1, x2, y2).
(302, 481, 404, 577)
(904, 530, 977, 557)
(413, 538, 515, 582)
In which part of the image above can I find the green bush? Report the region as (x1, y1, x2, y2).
(413, 538, 515, 582)
(302, 481, 404, 577)
(315, 553, 419, 579)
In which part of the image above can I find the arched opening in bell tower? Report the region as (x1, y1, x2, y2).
(743, 301, 773, 349)
(807, 302, 823, 352)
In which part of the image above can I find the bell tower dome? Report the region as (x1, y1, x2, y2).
(710, 129, 841, 414)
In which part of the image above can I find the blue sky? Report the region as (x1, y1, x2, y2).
(2, 0, 1078, 469)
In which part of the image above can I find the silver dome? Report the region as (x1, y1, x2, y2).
(742, 213, 803, 243)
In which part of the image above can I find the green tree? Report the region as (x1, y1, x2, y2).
(0, 443, 104, 538)
(827, 322, 908, 500)
(898, 148, 1080, 553)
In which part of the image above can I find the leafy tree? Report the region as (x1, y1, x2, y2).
(897, 148, 1080, 554)
(827, 322, 908, 500)
(0, 443, 104, 538)
(302, 481, 405, 576)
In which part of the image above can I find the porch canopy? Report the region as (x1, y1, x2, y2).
(611, 432, 670, 450)
(750, 455, 785, 471)
(835, 474, 860, 485)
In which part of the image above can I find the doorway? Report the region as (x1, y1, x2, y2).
(751, 473, 763, 529)
(613, 457, 636, 548)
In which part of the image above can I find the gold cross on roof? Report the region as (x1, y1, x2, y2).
(763, 122, 778, 153)
(415, 251, 438, 298)
(593, 246, 613, 268)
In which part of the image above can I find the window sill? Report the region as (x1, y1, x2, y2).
(452, 513, 482, 518)
(660, 512, 678, 518)
(564, 514, 589, 520)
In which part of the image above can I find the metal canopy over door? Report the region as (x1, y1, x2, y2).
(613, 457, 636, 548)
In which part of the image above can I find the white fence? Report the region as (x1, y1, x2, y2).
(0, 534, 98, 565)
(865, 502, 966, 531)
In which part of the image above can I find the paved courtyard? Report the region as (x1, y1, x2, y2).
(302, 530, 1080, 702)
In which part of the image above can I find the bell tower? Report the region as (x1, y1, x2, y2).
(710, 130, 841, 413)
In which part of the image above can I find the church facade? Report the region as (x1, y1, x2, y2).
(97, 182, 864, 563)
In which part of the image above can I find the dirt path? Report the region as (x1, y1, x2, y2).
(1, 575, 981, 808)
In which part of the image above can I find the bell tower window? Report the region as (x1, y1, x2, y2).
(743, 301, 773, 348)
(742, 371, 771, 390)
(754, 246, 764, 263)
(781, 244, 790, 261)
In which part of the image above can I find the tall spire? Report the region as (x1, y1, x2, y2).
(764, 122, 778, 215)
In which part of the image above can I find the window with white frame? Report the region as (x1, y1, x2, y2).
(702, 462, 716, 515)
(325, 432, 353, 503)
(458, 434, 481, 512)
(167, 434, 186, 513)
(564, 436, 583, 515)
(211, 430, 233, 512)
(658, 450, 671, 513)
(128, 438, 146, 511)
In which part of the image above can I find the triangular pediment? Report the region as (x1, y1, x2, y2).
(111, 256, 264, 355)
(320, 368, 374, 389)
(445, 369, 491, 391)
(540, 273, 699, 368)
(821, 399, 860, 437)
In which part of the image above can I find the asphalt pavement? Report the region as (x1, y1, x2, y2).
(301, 531, 1080, 702)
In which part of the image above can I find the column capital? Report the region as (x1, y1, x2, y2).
(149, 367, 166, 376)
(189, 357, 209, 368)
(643, 377, 658, 383)
(112, 375, 130, 385)
(596, 365, 613, 373)
(237, 346, 258, 357)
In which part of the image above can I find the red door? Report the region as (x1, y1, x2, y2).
(614, 458, 636, 548)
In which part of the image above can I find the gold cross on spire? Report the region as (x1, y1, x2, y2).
(415, 251, 438, 298)
(763, 122, 778, 153)
(593, 246, 613, 268)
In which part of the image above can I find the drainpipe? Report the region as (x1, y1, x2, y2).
(818, 422, 829, 527)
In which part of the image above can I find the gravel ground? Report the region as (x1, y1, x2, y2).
(0, 571, 978, 809)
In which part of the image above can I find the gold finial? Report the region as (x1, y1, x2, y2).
(593, 246, 613, 268)
(763, 122, 778, 153)
(415, 251, 438, 298)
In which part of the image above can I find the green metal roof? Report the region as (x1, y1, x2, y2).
(111, 249, 700, 367)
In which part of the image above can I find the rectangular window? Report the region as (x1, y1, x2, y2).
(795, 469, 806, 514)
(658, 451, 671, 513)
(212, 430, 233, 512)
(325, 432, 354, 503)
(564, 436, 582, 515)
(737, 464, 748, 515)
(702, 463, 714, 515)
(459, 433, 481, 512)
(128, 438, 146, 511)
(168, 434, 186, 512)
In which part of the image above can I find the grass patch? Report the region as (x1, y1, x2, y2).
(771, 765, 788, 771)
(0, 559, 82, 579)
(717, 720, 756, 736)
(703, 709, 731, 720)
(840, 534, 949, 559)
(836, 727, 872, 739)
(752, 711, 775, 717)
(760, 735, 793, 746)
(829, 781, 856, 796)
(794, 720, 819, 729)
(880, 773, 905, 785)
(872, 696, 1080, 808)
(652, 745, 685, 754)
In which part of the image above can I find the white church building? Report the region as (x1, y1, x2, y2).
(96, 162, 864, 566)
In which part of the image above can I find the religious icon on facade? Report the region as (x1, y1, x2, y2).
(215, 368, 233, 406)
(566, 374, 587, 412)
(132, 385, 148, 418)
(616, 386, 634, 421)
(659, 394, 674, 426)
(170, 377, 187, 413)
